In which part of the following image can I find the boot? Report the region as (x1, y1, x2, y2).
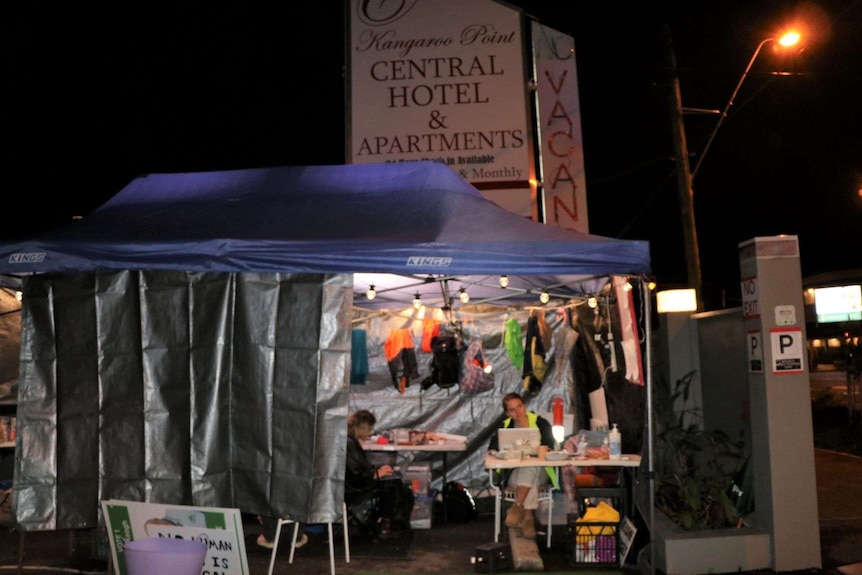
(378, 517, 393, 539)
(505, 503, 524, 528)
(519, 510, 536, 539)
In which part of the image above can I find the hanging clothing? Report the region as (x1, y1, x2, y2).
(536, 311, 552, 352)
(614, 277, 644, 385)
(421, 318, 441, 353)
(522, 314, 547, 394)
(553, 322, 579, 392)
(503, 317, 524, 370)
(384, 329, 419, 394)
(351, 328, 369, 385)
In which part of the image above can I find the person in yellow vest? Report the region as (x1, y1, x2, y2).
(488, 392, 557, 538)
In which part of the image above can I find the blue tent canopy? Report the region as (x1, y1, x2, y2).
(0, 162, 650, 281)
(1, 161, 654, 530)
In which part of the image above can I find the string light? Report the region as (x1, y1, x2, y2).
(539, 289, 550, 304)
(587, 297, 598, 309)
(366, 285, 376, 300)
(458, 287, 470, 304)
(413, 292, 422, 309)
(499, 275, 509, 288)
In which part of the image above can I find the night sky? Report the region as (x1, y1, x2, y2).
(5, 1, 861, 309)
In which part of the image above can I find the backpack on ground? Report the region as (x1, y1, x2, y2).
(443, 481, 478, 523)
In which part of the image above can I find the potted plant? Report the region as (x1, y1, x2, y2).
(651, 371, 771, 575)
(653, 370, 745, 530)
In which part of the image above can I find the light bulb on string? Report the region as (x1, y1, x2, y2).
(413, 292, 422, 309)
(366, 285, 376, 300)
(458, 287, 470, 304)
(539, 289, 550, 304)
(499, 275, 509, 288)
(587, 297, 598, 309)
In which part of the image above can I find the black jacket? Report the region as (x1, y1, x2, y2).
(345, 435, 376, 506)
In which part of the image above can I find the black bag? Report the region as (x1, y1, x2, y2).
(421, 335, 460, 390)
(443, 481, 477, 522)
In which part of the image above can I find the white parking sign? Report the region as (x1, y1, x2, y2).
(770, 327, 804, 374)
(747, 330, 763, 373)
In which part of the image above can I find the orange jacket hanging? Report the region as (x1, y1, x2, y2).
(384, 329, 419, 394)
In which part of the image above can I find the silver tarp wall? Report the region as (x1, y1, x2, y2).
(15, 270, 351, 530)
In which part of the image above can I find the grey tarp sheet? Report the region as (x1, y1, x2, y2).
(14, 271, 351, 530)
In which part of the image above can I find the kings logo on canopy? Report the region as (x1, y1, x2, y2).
(407, 256, 452, 267)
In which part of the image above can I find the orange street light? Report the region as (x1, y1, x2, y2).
(691, 31, 802, 178)
(778, 31, 801, 47)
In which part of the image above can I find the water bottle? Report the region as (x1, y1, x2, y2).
(609, 423, 621, 460)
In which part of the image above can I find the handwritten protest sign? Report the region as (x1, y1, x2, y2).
(102, 499, 248, 575)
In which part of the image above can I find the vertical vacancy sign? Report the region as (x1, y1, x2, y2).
(348, 0, 534, 216)
(533, 22, 589, 233)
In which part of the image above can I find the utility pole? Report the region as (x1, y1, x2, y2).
(660, 25, 704, 311)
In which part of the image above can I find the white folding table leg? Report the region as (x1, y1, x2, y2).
(342, 502, 350, 563)
(287, 520, 300, 563)
(327, 523, 336, 575)
(268, 518, 298, 575)
(494, 492, 502, 542)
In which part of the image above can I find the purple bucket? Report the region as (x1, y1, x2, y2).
(123, 537, 207, 575)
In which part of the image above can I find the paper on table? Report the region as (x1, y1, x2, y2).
(432, 432, 467, 442)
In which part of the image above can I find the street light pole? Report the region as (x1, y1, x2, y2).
(662, 28, 801, 310)
(661, 25, 703, 311)
(691, 38, 773, 179)
(692, 32, 800, 179)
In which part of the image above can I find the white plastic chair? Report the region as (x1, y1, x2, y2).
(489, 470, 555, 548)
(267, 502, 350, 575)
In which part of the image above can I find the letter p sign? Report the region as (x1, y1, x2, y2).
(748, 331, 763, 373)
(770, 328, 804, 374)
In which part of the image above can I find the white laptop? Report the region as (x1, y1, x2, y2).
(497, 427, 541, 455)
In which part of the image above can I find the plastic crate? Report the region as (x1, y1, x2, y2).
(576, 486, 627, 519)
(567, 493, 623, 568)
(567, 519, 620, 567)
(400, 463, 432, 496)
(410, 494, 434, 529)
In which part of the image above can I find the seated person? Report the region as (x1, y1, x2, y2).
(488, 392, 556, 538)
(346, 409, 415, 539)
